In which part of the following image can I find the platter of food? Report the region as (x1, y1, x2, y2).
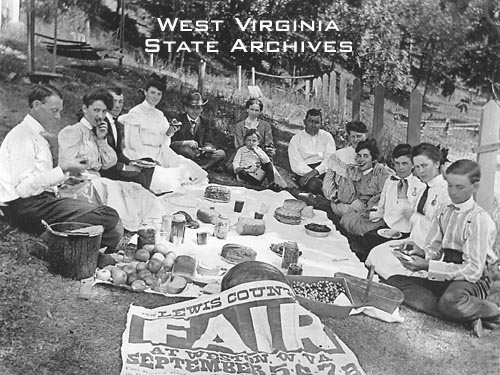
(377, 228, 402, 239)
(304, 223, 331, 238)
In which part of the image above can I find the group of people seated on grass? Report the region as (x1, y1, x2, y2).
(0, 82, 498, 337)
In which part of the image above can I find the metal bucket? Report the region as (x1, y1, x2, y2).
(44, 221, 104, 280)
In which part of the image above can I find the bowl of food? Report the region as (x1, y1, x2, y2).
(304, 223, 331, 238)
(377, 228, 402, 239)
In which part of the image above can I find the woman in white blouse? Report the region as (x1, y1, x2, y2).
(366, 143, 451, 279)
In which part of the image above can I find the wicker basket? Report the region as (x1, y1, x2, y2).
(334, 272, 404, 314)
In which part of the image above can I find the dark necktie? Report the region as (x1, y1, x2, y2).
(390, 176, 408, 197)
(190, 119, 197, 134)
(416, 184, 430, 215)
(105, 118, 116, 149)
(447, 204, 459, 211)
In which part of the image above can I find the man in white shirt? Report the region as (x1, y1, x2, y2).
(0, 85, 124, 252)
(386, 160, 500, 336)
(288, 108, 336, 194)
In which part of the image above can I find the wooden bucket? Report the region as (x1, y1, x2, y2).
(45, 222, 103, 280)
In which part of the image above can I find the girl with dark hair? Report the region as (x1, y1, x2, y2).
(331, 139, 389, 218)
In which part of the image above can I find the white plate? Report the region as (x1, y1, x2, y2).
(131, 160, 156, 168)
(377, 228, 402, 239)
(205, 197, 230, 203)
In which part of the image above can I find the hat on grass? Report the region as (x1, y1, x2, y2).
(183, 92, 208, 106)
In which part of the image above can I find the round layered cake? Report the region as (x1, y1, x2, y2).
(274, 206, 302, 225)
(204, 185, 231, 203)
(221, 244, 257, 263)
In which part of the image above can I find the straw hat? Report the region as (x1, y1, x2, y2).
(183, 92, 208, 106)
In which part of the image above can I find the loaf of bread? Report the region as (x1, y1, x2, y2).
(235, 217, 266, 236)
(196, 207, 221, 224)
(221, 244, 257, 263)
(204, 185, 231, 203)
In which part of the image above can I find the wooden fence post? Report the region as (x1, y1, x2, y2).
(329, 71, 336, 109)
(305, 80, 310, 100)
(352, 77, 361, 122)
(474, 101, 500, 214)
(317, 77, 323, 99)
(338, 74, 347, 122)
(322, 73, 329, 103)
(407, 89, 422, 146)
(237, 65, 242, 91)
(372, 84, 384, 144)
(251, 67, 256, 86)
(198, 60, 206, 94)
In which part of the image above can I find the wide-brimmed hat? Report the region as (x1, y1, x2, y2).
(183, 92, 208, 106)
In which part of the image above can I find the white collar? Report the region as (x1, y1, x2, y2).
(450, 196, 475, 213)
(24, 114, 46, 133)
(362, 167, 373, 175)
(428, 173, 444, 188)
(187, 114, 199, 123)
(141, 100, 157, 111)
(80, 117, 93, 130)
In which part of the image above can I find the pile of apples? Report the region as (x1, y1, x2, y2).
(95, 243, 179, 292)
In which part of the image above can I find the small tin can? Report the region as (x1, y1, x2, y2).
(169, 213, 186, 244)
(287, 263, 303, 275)
(161, 214, 173, 238)
(281, 241, 299, 269)
(214, 215, 230, 240)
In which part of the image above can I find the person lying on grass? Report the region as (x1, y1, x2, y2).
(385, 159, 500, 337)
(232, 128, 282, 191)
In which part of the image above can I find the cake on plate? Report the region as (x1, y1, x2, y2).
(204, 185, 231, 203)
(283, 199, 307, 212)
(221, 244, 257, 263)
(274, 206, 302, 225)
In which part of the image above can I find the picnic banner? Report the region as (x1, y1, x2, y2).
(120, 280, 366, 375)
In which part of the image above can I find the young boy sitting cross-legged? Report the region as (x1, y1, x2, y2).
(385, 159, 499, 337)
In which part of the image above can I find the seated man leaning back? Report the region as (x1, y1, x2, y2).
(0, 85, 123, 252)
(170, 91, 226, 171)
(288, 108, 336, 194)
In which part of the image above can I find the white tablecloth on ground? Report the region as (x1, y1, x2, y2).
(153, 184, 368, 280)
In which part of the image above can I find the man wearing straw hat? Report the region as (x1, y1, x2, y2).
(171, 91, 226, 171)
(0, 85, 124, 253)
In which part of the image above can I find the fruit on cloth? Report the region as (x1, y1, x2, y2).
(138, 269, 153, 280)
(127, 273, 138, 285)
(142, 244, 156, 254)
(121, 264, 137, 275)
(221, 243, 257, 263)
(135, 249, 150, 261)
(95, 268, 111, 281)
(148, 258, 163, 273)
(291, 280, 345, 303)
(165, 275, 188, 294)
(151, 253, 165, 263)
(221, 261, 288, 291)
(235, 217, 265, 236)
(131, 279, 148, 292)
(136, 262, 148, 272)
(163, 251, 177, 271)
(143, 276, 155, 286)
(111, 267, 127, 285)
(154, 243, 170, 256)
